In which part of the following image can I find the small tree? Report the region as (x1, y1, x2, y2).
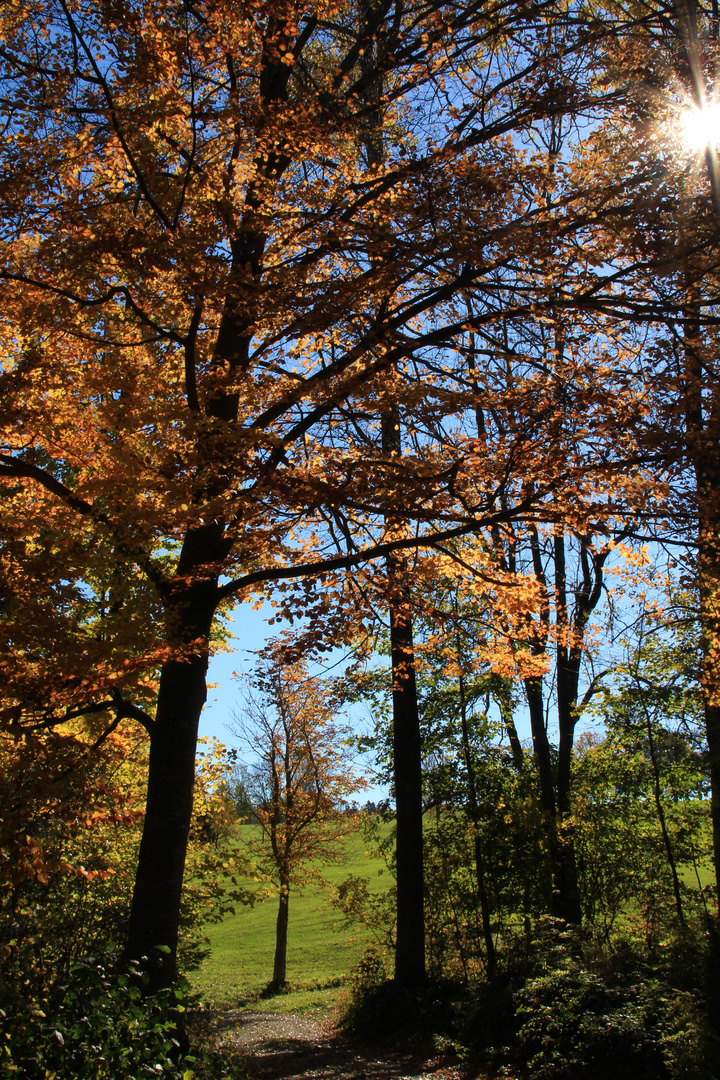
(231, 651, 366, 990)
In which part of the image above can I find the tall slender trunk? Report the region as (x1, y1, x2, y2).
(524, 522, 561, 909)
(457, 671, 497, 976)
(553, 532, 582, 924)
(273, 879, 290, 987)
(523, 526, 604, 924)
(642, 705, 687, 927)
(524, 673, 562, 914)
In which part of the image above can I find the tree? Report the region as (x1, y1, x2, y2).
(583, 601, 711, 931)
(231, 650, 365, 988)
(0, 0, 647, 989)
(560, 0, 720, 907)
(511, 524, 611, 923)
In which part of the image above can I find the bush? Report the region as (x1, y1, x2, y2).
(1, 952, 192, 1080)
(339, 946, 470, 1045)
(1, 949, 252, 1080)
(465, 922, 712, 1080)
(508, 963, 701, 1080)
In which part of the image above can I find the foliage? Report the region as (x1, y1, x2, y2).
(572, 732, 711, 943)
(220, 762, 259, 824)
(504, 965, 705, 1080)
(469, 923, 712, 1080)
(0, 727, 253, 1078)
(0, 953, 187, 1080)
(0, 0, 660, 978)
(0, 951, 249, 1080)
(3, 0, 720, 1039)
(232, 654, 367, 892)
(332, 871, 397, 952)
(0, 721, 145, 891)
(335, 916, 718, 1077)
(575, 606, 714, 939)
(181, 738, 258, 971)
(0, 724, 147, 1022)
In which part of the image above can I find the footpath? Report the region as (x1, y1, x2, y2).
(199, 1008, 465, 1080)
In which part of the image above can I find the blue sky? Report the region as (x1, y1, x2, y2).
(197, 597, 547, 806)
(198, 599, 389, 802)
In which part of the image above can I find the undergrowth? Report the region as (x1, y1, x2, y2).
(338, 922, 720, 1079)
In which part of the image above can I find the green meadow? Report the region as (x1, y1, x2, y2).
(189, 823, 391, 1013)
(189, 814, 714, 1017)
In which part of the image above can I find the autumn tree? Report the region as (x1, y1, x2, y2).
(0, 0, 642, 991)
(231, 650, 365, 989)
(567, 0, 720, 906)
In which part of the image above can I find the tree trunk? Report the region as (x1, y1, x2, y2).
(457, 672, 497, 977)
(694, 465, 720, 910)
(124, 655, 208, 990)
(272, 880, 290, 987)
(382, 399, 425, 987)
(525, 674, 565, 918)
(552, 532, 582, 924)
(125, 534, 220, 989)
(389, 591, 426, 987)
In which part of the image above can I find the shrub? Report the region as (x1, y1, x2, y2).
(508, 963, 692, 1080)
(339, 946, 470, 1045)
(0, 953, 190, 1079)
(465, 923, 711, 1080)
(1, 950, 253, 1079)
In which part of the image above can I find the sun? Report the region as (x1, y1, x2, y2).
(679, 100, 720, 152)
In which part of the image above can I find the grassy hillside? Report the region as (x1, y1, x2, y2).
(188, 821, 391, 1012)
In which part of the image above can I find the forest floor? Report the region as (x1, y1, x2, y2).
(191, 1007, 466, 1080)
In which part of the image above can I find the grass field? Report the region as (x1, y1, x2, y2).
(189, 814, 715, 1016)
(189, 822, 391, 1012)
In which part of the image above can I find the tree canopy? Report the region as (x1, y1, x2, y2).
(3, 0, 720, 1011)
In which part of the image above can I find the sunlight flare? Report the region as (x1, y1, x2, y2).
(679, 100, 720, 151)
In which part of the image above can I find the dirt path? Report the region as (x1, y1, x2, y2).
(202, 1008, 464, 1080)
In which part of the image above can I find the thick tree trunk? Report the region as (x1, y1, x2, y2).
(125, 535, 220, 990)
(125, 661, 207, 990)
(125, 656, 211, 987)
(272, 881, 290, 987)
(383, 399, 425, 987)
(355, 0, 425, 987)
(695, 487, 720, 910)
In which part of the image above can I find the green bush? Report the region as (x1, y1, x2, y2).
(1, 948, 253, 1080)
(0, 953, 198, 1080)
(465, 923, 712, 1080)
(508, 963, 703, 1080)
